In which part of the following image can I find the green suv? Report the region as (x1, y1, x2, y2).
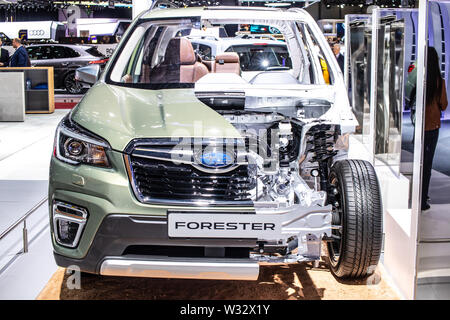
(50, 7, 383, 281)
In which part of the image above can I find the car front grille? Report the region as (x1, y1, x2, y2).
(125, 144, 256, 205)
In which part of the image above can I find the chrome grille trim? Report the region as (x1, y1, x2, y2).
(124, 142, 256, 207)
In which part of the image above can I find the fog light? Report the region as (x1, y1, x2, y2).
(57, 220, 80, 243)
(52, 201, 88, 248)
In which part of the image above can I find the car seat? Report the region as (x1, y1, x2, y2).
(214, 52, 240, 75)
(150, 37, 208, 84)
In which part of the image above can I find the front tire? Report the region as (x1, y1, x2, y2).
(327, 160, 383, 279)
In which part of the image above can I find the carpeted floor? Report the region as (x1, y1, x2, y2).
(36, 263, 399, 300)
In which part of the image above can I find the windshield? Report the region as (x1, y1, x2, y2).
(107, 17, 334, 89)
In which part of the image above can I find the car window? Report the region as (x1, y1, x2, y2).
(51, 46, 67, 59)
(198, 44, 212, 60)
(26, 47, 42, 60)
(296, 22, 320, 85)
(38, 46, 53, 60)
(85, 47, 105, 58)
(64, 47, 81, 58)
(225, 44, 292, 72)
(108, 18, 329, 88)
(111, 24, 167, 85)
(191, 42, 199, 51)
(306, 25, 334, 85)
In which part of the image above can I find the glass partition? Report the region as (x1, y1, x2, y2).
(346, 15, 372, 140)
(414, 0, 450, 300)
(373, 13, 405, 171)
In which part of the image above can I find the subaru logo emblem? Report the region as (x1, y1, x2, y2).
(197, 150, 234, 168)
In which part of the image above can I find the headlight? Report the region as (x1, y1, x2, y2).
(54, 114, 111, 167)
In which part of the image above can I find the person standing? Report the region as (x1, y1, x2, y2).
(422, 47, 448, 211)
(9, 38, 30, 67)
(332, 42, 345, 74)
(0, 38, 9, 67)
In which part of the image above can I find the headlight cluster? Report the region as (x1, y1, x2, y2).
(54, 114, 111, 167)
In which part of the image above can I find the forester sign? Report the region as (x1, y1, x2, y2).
(168, 213, 280, 238)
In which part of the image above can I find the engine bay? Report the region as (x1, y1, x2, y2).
(212, 107, 340, 211)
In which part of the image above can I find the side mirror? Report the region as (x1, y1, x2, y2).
(75, 64, 101, 86)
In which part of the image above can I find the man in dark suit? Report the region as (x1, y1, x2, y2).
(9, 38, 30, 67)
(332, 42, 345, 74)
(0, 38, 9, 67)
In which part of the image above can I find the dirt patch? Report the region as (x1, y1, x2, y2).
(37, 261, 399, 300)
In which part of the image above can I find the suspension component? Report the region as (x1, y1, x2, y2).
(306, 124, 337, 193)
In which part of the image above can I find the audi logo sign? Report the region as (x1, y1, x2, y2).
(20, 29, 50, 39)
(29, 30, 45, 36)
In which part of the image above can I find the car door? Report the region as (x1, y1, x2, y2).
(62, 46, 84, 70)
(28, 45, 68, 88)
(28, 45, 54, 67)
(47, 46, 67, 86)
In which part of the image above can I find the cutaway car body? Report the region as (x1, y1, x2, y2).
(49, 6, 383, 281)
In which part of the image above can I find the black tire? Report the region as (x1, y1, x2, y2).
(64, 72, 82, 94)
(327, 159, 383, 279)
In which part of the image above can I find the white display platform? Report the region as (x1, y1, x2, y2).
(384, 208, 416, 300)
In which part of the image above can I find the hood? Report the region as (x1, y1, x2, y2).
(71, 83, 242, 151)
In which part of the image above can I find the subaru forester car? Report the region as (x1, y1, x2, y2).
(50, 6, 382, 281)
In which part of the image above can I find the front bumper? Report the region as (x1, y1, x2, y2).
(53, 213, 259, 275)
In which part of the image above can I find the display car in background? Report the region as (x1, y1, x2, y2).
(50, 6, 382, 281)
(26, 44, 108, 94)
(188, 34, 291, 82)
